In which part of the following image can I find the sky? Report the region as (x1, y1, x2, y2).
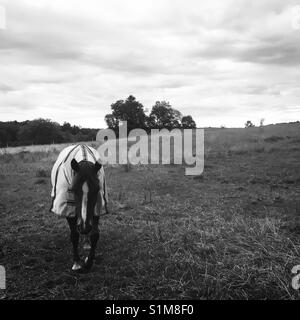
(0, 0, 300, 128)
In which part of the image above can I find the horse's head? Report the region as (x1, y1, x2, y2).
(70, 159, 102, 235)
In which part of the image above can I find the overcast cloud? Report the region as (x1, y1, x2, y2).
(0, 0, 300, 128)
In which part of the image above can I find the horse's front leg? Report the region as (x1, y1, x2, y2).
(66, 217, 81, 271)
(84, 216, 99, 270)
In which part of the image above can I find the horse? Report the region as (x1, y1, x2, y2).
(50, 144, 108, 271)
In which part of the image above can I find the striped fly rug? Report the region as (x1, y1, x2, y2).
(50, 144, 108, 217)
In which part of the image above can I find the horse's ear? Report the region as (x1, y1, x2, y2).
(95, 161, 102, 173)
(71, 159, 79, 172)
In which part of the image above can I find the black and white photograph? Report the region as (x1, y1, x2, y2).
(0, 0, 300, 303)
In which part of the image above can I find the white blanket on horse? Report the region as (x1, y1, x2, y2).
(50, 144, 108, 217)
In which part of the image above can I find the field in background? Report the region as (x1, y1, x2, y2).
(0, 123, 300, 299)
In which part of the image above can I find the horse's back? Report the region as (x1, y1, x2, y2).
(51, 145, 77, 187)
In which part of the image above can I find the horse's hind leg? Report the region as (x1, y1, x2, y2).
(66, 217, 81, 271)
(84, 216, 99, 270)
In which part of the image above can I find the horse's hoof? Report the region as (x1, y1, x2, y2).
(84, 257, 93, 271)
(71, 261, 83, 272)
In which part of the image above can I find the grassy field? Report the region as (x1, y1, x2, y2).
(0, 123, 300, 299)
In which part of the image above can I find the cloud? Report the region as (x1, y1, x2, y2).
(0, 83, 16, 93)
(0, 0, 299, 128)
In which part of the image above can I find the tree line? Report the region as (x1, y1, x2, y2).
(105, 95, 196, 133)
(0, 96, 197, 147)
(0, 119, 98, 147)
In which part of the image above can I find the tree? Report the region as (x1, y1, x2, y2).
(105, 95, 147, 133)
(181, 115, 196, 129)
(0, 119, 99, 147)
(245, 120, 255, 128)
(0, 121, 19, 147)
(17, 119, 64, 145)
(62, 121, 72, 132)
(149, 101, 182, 129)
(105, 114, 119, 132)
